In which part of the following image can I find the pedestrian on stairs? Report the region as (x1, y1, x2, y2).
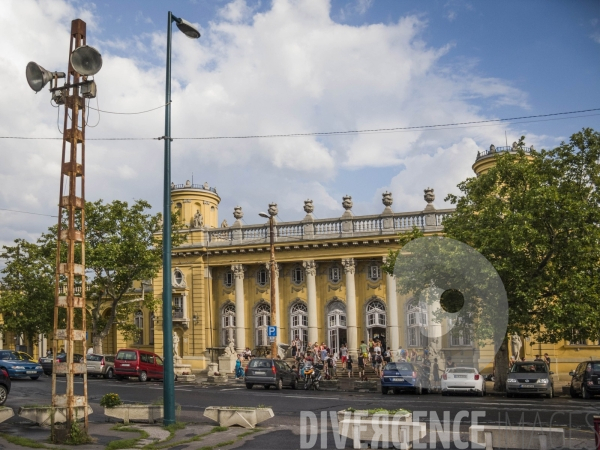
(346, 355, 353, 378)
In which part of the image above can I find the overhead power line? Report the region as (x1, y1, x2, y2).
(0, 107, 598, 142)
(0, 207, 57, 218)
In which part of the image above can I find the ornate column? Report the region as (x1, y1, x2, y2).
(303, 260, 318, 344)
(342, 258, 358, 357)
(232, 264, 246, 352)
(267, 262, 282, 342)
(383, 257, 400, 352)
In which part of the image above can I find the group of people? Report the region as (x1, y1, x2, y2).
(509, 352, 551, 369)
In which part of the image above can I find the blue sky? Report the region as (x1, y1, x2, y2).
(0, 0, 599, 244)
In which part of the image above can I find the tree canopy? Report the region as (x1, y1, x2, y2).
(384, 128, 600, 387)
(1, 199, 185, 354)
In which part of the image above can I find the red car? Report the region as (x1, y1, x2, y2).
(114, 349, 164, 382)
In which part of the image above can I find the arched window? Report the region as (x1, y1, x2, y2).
(449, 318, 472, 347)
(174, 269, 184, 286)
(255, 303, 271, 347)
(366, 300, 386, 327)
(327, 301, 347, 355)
(149, 313, 155, 345)
(406, 299, 427, 347)
(134, 310, 144, 345)
(256, 268, 268, 287)
(290, 303, 308, 349)
(221, 303, 236, 346)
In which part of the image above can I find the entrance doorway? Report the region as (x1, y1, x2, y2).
(369, 327, 386, 352)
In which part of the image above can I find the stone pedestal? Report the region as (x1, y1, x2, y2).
(174, 355, 196, 382)
(207, 362, 219, 376)
(218, 355, 237, 374)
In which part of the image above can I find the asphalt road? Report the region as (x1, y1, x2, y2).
(5, 376, 600, 448)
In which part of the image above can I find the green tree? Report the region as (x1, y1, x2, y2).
(0, 239, 55, 353)
(384, 128, 600, 390)
(1, 199, 185, 355)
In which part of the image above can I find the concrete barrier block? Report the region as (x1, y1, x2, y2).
(469, 425, 565, 450)
(18, 405, 92, 427)
(104, 405, 163, 424)
(204, 406, 274, 429)
(339, 418, 426, 449)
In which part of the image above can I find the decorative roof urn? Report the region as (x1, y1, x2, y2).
(233, 206, 243, 220)
(382, 191, 393, 214)
(303, 199, 314, 214)
(268, 202, 278, 217)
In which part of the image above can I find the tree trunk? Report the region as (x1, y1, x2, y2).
(494, 337, 509, 392)
(93, 335, 103, 354)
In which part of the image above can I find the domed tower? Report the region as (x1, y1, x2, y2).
(170, 180, 221, 229)
(472, 142, 534, 176)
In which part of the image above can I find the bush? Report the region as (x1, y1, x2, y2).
(100, 393, 122, 408)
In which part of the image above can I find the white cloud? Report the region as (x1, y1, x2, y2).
(0, 0, 535, 250)
(591, 32, 600, 44)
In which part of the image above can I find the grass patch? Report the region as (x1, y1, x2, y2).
(211, 426, 228, 432)
(106, 425, 149, 450)
(0, 433, 51, 449)
(164, 422, 186, 433)
(238, 428, 262, 438)
(216, 440, 236, 446)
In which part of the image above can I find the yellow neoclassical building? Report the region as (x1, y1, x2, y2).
(10, 144, 592, 375)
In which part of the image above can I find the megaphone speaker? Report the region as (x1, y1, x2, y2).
(70, 45, 103, 76)
(26, 62, 54, 92)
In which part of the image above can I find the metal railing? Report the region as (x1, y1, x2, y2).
(476, 146, 533, 161)
(171, 183, 218, 194)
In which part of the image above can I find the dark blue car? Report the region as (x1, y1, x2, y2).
(381, 362, 430, 395)
(0, 351, 43, 380)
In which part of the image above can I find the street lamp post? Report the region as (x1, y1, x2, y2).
(163, 11, 200, 426)
(259, 206, 278, 358)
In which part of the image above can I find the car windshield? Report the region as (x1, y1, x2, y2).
(0, 351, 24, 360)
(116, 351, 137, 361)
(448, 368, 477, 374)
(512, 363, 548, 373)
(248, 359, 272, 368)
(385, 363, 413, 371)
(86, 354, 103, 362)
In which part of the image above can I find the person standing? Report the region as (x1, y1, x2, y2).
(359, 340, 368, 356)
(358, 353, 365, 379)
(291, 338, 298, 357)
(347, 355, 354, 378)
(544, 353, 551, 367)
(446, 357, 456, 369)
(374, 351, 383, 377)
(331, 352, 338, 378)
(432, 358, 441, 390)
(340, 343, 348, 369)
(235, 355, 244, 379)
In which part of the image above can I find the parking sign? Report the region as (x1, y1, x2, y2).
(267, 326, 277, 337)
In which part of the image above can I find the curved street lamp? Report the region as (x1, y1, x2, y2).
(162, 11, 200, 426)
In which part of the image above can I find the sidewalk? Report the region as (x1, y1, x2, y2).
(0, 420, 269, 449)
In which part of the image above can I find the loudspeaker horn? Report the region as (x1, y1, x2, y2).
(25, 62, 65, 93)
(70, 45, 103, 76)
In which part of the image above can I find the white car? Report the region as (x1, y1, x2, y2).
(441, 367, 485, 396)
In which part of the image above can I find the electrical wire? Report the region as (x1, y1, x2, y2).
(0, 108, 598, 141)
(0, 208, 57, 218)
(85, 101, 171, 115)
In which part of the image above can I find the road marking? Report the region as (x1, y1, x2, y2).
(221, 388, 244, 391)
(283, 395, 339, 400)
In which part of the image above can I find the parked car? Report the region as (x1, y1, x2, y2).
(569, 360, 600, 399)
(506, 361, 554, 398)
(39, 353, 85, 376)
(0, 350, 43, 380)
(86, 354, 115, 379)
(114, 349, 164, 382)
(15, 351, 34, 361)
(380, 362, 430, 394)
(244, 358, 299, 390)
(441, 367, 485, 396)
(0, 367, 11, 405)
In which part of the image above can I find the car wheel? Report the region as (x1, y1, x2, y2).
(246, 383, 254, 389)
(442, 391, 448, 396)
(416, 384, 423, 395)
(393, 388, 401, 395)
(139, 371, 148, 382)
(291, 379, 297, 390)
(506, 393, 514, 398)
(116, 375, 124, 381)
(570, 385, 578, 398)
(276, 378, 283, 390)
(30, 376, 40, 380)
(104, 368, 114, 380)
(44, 371, 51, 376)
(382, 387, 389, 395)
(583, 385, 591, 399)
(478, 388, 484, 397)
(0, 385, 7, 406)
